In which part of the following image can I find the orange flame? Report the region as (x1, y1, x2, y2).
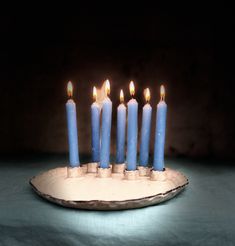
(93, 86, 97, 101)
(129, 81, 135, 96)
(144, 88, 150, 103)
(160, 85, 165, 101)
(67, 81, 73, 97)
(105, 79, 110, 96)
(120, 89, 124, 103)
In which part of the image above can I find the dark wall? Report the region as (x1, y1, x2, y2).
(1, 10, 234, 159)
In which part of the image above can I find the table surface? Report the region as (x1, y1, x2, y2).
(1, 155, 235, 246)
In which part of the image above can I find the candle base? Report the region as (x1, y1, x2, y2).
(138, 166, 151, 176)
(30, 163, 188, 210)
(81, 164, 88, 173)
(124, 169, 139, 180)
(67, 166, 84, 178)
(150, 169, 167, 181)
(87, 162, 99, 173)
(97, 167, 112, 178)
(112, 163, 126, 173)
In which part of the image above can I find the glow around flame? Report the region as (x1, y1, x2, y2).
(120, 89, 124, 103)
(93, 86, 97, 101)
(160, 85, 165, 101)
(129, 81, 135, 96)
(67, 81, 73, 97)
(144, 88, 150, 102)
(105, 79, 110, 96)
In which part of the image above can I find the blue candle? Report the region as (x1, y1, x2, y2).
(100, 80, 112, 168)
(153, 85, 167, 171)
(139, 88, 152, 166)
(66, 81, 80, 167)
(91, 86, 101, 162)
(127, 81, 138, 171)
(116, 89, 126, 163)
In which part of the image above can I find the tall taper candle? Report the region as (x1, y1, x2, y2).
(153, 85, 167, 171)
(91, 86, 101, 162)
(116, 89, 126, 163)
(127, 81, 138, 170)
(66, 81, 80, 167)
(100, 80, 112, 168)
(139, 88, 152, 166)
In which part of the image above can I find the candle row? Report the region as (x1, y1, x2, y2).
(66, 80, 167, 172)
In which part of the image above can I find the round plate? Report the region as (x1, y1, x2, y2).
(30, 164, 188, 210)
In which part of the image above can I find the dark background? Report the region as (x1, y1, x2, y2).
(1, 9, 234, 160)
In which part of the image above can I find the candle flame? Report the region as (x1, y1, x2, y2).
(105, 79, 110, 96)
(144, 88, 150, 102)
(129, 81, 135, 96)
(120, 89, 124, 103)
(93, 86, 97, 101)
(160, 85, 165, 101)
(67, 81, 73, 97)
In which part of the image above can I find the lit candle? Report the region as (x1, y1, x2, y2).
(91, 86, 101, 162)
(153, 85, 167, 171)
(139, 88, 152, 166)
(116, 89, 126, 163)
(100, 80, 112, 168)
(127, 81, 138, 171)
(66, 81, 80, 167)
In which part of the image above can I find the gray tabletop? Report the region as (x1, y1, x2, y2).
(0, 155, 234, 246)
